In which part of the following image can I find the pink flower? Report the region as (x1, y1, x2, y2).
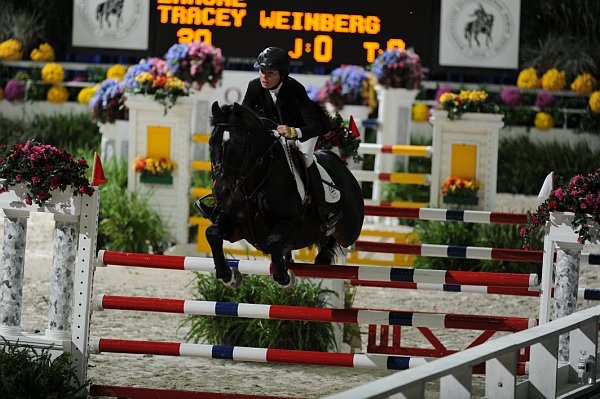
(547, 200, 557, 210)
(31, 176, 41, 183)
(24, 195, 32, 205)
(553, 188, 564, 200)
(520, 228, 526, 236)
(15, 174, 22, 182)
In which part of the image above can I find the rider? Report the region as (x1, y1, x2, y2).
(242, 46, 341, 231)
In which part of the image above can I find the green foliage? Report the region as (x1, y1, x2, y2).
(0, 339, 89, 398)
(411, 221, 542, 275)
(0, 113, 100, 155)
(497, 135, 599, 195)
(184, 274, 339, 351)
(97, 157, 171, 254)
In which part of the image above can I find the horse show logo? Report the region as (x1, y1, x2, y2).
(77, 0, 144, 40)
(446, 0, 514, 59)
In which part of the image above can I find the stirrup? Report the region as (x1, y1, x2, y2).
(194, 193, 218, 221)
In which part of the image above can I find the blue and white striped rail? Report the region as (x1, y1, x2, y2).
(90, 338, 428, 370)
(365, 206, 528, 225)
(582, 253, 600, 267)
(98, 250, 539, 288)
(95, 295, 535, 331)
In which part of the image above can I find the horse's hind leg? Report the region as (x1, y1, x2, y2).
(266, 221, 297, 287)
(315, 236, 338, 265)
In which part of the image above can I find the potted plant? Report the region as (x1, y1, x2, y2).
(440, 176, 481, 206)
(0, 141, 94, 206)
(315, 113, 362, 164)
(123, 57, 188, 114)
(89, 78, 128, 124)
(320, 64, 376, 113)
(133, 156, 177, 185)
(520, 169, 600, 250)
(370, 48, 423, 90)
(437, 89, 501, 120)
(164, 41, 225, 91)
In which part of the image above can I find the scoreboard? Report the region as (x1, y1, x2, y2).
(151, 0, 435, 67)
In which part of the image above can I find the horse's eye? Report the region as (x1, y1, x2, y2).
(223, 130, 230, 143)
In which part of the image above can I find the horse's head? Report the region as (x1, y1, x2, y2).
(209, 102, 274, 205)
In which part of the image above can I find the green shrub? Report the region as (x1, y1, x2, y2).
(0, 114, 100, 155)
(97, 157, 171, 254)
(497, 135, 599, 195)
(184, 274, 339, 351)
(411, 221, 543, 275)
(0, 340, 89, 398)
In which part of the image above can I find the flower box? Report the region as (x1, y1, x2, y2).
(442, 195, 479, 206)
(140, 173, 173, 185)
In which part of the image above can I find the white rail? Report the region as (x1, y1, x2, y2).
(325, 304, 600, 399)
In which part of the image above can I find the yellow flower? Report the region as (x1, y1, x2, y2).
(467, 90, 488, 102)
(534, 112, 554, 131)
(411, 103, 429, 122)
(30, 43, 55, 61)
(77, 86, 97, 105)
(165, 76, 184, 91)
(47, 86, 69, 103)
(41, 63, 65, 84)
(570, 73, 597, 94)
(439, 92, 456, 104)
(135, 72, 153, 84)
(517, 67, 540, 89)
(107, 64, 127, 80)
(0, 39, 23, 60)
(589, 91, 600, 114)
(541, 68, 566, 91)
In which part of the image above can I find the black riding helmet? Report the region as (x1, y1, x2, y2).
(254, 47, 290, 77)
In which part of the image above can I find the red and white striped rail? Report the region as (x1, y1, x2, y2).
(96, 295, 535, 331)
(90, 338, 427, 370)
(90, 385, 295, 399)
(98, 250, 539, 288)
(364, 205, 528, 225)
(354, 241, 543, 263)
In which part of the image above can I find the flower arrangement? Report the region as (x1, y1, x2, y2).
(520, 169, 600, 250)
(541, 68, 566, 91)
(435, 87, 453, 102)
(534, 112, 554, 131)
(0, 141, 95, 206)
(106, 64, 127, 80)
(437, 89, 500, 120)
(500, 87, 522, 107)
(123, 57, 188, 113)
(441, 176, 481, 197)
(47, 85, 69, 103)
(89, 78, 128, 124)
(3, 79, 26, 101)
(315, 112, 362, 163)
(570, 73, 597, 94)
(134, 156, 177, 174)
(77, 86, 97, 105)
(165, 41, 225, 90)
(517, 67, 540, 89)
(411, 103, 429, 122)
(321, 65, 374, 110)
(370, 48, 423, 90)
(0, 39, 23, 61)
(30, 43, 55, 62)
(534, 91, 556, 109)
(589, 91, 600, 113)
(41, 63, 64, 84)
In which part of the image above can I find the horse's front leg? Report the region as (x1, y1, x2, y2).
(206, 212, 242, 288)
(265, 220, 298, 287)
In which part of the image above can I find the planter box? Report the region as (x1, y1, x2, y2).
(442, 195, 479, 206)
(140, 174, 173, 185)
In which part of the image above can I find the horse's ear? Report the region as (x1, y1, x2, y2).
(212, 101, 223, 118)
(232, 102, 243, 117)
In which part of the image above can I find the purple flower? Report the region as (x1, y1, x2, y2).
(4, 79, 26, 101)
(500, 87, 522, 107)
(534, 91, 556, 108)
(305, 85, 321, 102)
(434, 87, 453, 102)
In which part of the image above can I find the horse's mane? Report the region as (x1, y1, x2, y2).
(211, 102, 267, 134)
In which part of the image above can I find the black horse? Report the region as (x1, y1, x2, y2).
(203, 102, 364, 287)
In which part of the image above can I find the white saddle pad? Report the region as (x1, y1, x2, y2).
(278, 137, 341, 204)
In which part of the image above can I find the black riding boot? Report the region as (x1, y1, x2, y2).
(307, 163, 342, 231)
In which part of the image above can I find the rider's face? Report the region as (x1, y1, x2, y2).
(259, 69, 281, 89)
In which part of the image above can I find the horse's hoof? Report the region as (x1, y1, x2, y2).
(220, 268, 242, 289)
(273, 270, 295, 289)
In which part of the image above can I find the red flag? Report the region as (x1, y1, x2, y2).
(92, 153, 107, 186)
(349, 115, 360, 138)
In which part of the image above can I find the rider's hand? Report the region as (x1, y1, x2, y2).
(276, 125, 297, 139)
